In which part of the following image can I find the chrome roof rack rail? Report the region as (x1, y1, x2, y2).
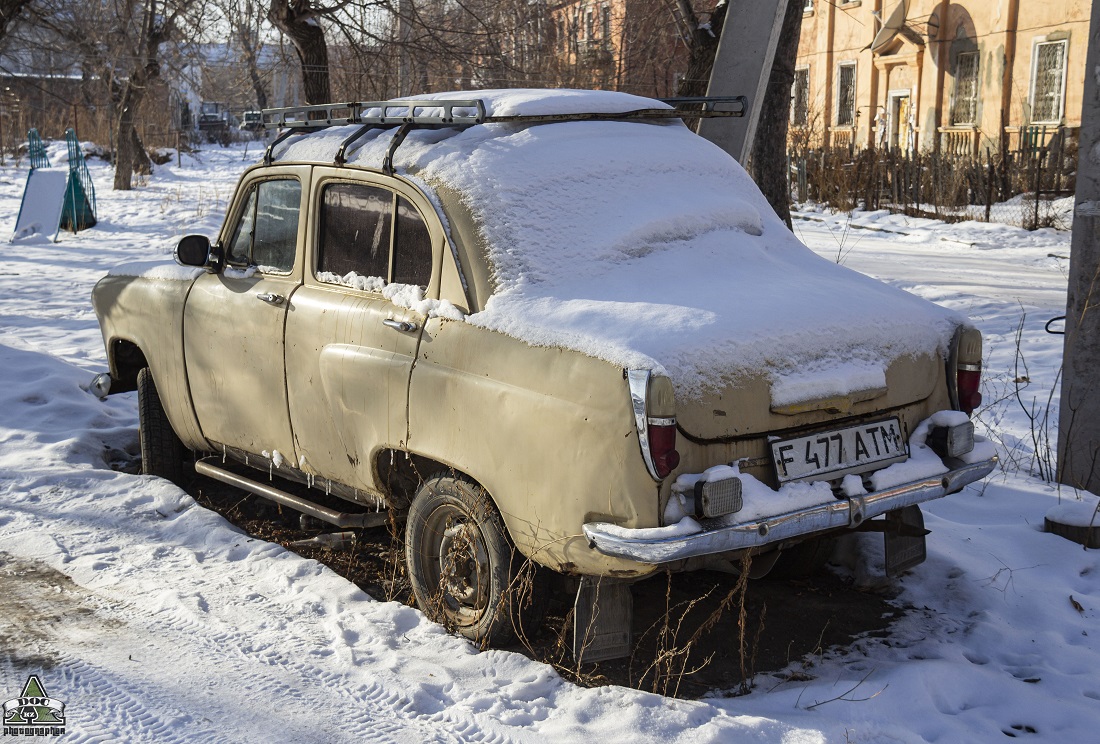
(259, 95, 745, 166)
(262, 99, 488, 130)
(262, 96, 745, 132)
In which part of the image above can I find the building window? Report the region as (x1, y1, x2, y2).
(585, 8, 594, 40)
(792, 67, 809, 126)
(951, 51, 979, 125)
(803, 0, 814, 12)
(601, 5, 611, 41)
(1031, 39, 1068, 123)
(836, 63, 856, 126)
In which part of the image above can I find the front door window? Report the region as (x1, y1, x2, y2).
(226, 179, 302, 273)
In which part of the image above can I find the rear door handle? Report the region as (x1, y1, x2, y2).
(382, 318, 418, 333)
(257, 292, 285, 305)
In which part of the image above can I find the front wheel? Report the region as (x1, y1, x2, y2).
(137, 367, 188, 485)
(405, 474, 544, 646)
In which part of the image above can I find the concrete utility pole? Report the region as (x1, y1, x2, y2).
(1058, 0, 1100, 491)
(697, 0, 791, 165)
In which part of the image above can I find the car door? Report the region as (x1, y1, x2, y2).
(183, 166, 310, 460)
(284, 169, 441, 496)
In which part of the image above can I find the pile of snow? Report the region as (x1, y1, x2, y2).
(278, 89, 965, 398)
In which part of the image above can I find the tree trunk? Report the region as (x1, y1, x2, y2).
(131, 126, 153, 175)
(675, 1, 727, 98)
(113, 79, 144, 191)
(268, 1, 332, 104)
(750, 0, 804, 228)
(246, 60, 269, 111)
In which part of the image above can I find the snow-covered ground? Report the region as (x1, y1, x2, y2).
(1, 144, 1097, 742)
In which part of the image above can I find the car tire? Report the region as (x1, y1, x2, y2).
(137, 367, 188, 485)
(406, 474, 545, 646)
(769, 536, 837, 580)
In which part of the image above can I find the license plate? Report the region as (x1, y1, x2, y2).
(771, 418, 908, 483)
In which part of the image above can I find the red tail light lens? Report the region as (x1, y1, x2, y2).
(957, 366, 982, 415)
(648, 421, 680, 478)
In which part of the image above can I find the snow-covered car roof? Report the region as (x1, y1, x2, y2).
(275, 89, 965, 398)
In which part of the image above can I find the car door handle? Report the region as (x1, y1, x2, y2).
(382, 318, 418, 333)
(256, 292, 285, 305)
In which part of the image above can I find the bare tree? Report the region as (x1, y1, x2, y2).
(675, 0, 803, 227)
(674, 0, 727, 97)
(110, 2, 190, 189)
(268, 0, 345, 104)
(26, 0, 207, 190)
(220, 0, 270, 110)
(0, 0, 32, 42)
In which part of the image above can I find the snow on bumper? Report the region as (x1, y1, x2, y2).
(583, 457, 998, 565)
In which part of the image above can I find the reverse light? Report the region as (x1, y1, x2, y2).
(693, 477, 743, 519)
(627, 370, 681, 480)
(928, 421, 975, 459)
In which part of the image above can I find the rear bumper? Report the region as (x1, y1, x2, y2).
(582, 457, 997, 564)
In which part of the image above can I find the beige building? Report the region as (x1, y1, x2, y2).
(794, 0, 1091, 154)
(546, 0, 693, 96)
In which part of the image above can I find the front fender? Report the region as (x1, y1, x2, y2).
(93, 272, 210, 452)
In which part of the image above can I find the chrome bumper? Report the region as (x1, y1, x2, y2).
(583, 457, 998, 564)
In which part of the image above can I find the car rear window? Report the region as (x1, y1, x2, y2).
(391, 196, 433, 289)
(318, 183, 392, 283)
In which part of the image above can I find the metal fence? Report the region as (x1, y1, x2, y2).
(789, 128, 1077, 230)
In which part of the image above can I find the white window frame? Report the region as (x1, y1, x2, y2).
(1028, 37, 1069, 125)
(792, 66, 810, 126)
(835, 61, 857, 127)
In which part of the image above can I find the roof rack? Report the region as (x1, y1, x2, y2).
(261, 95, 745, 170)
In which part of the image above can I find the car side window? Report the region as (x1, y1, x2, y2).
(391, 196, 434, 289)
(226, 188, 257, 265)
(252, 180, 301, 272)
(225, 179, 300, 271)
(318, 183, 393, 284)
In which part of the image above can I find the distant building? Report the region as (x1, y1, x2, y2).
(546, 0, 692, 97)
(794, 0, 1090, 154)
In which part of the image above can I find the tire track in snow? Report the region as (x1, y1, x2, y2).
(120, 568, 514, 744)
(111, 540, 516, 743)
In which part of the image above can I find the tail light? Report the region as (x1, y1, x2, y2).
(957, 364, 982, 415)
(627, 370, 680, 480)
(951, 327, 984, 416)
(647, 418, 680, 478)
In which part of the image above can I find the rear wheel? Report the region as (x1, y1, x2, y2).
(137, 367, 188, 485)
(405, 474, 545, 645)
